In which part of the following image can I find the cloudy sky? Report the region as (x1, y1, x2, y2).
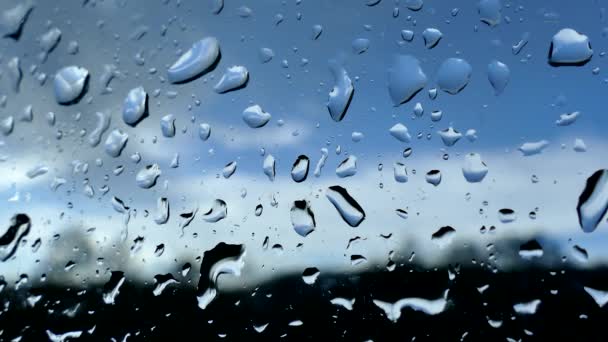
(0, 0, 606, 291)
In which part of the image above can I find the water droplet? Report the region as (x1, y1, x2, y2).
(498, 208, 516, 223)
(7, 57, 21, 92)
(330, 297, 355, 310)
(401, 30, 414, 42)
(243, 104, 271, 128)
(0, 116, 14, 136)
(425, 170, 441, 186)
(168, 37, 220, 83)
(214, 66, 249, 93)
(513, 299, 541, 315)
(519, 239, 543, 259)
(26, 164, 48, 179)
(396, 209, 408, 219)
(136, 164, 161, 189)
(54, 66, 89, 104)
(352, 38, 370, 54)
(583, 287, 608, 307)
(0, 214, 30, 262)
(153, 274, 178, 296)
(160, 114, 176, 138)
(352, 131, 364, 142)
(373, 290, 449, 322)
(263, 154, 276, 181)
(291, 200, 316, 237)
(302, 267, 320, 284)
(105, 129, 128, 158)
(222, 161, 237, 178)
(291, 155, 310, 182)
(462, 153, 488, 183)
(389, 123, 411, 142)
(1, 2, 34, 39)
(518, 140, 549, 156)
(394, 162, 408, 183)
(577, 170, 608, 233)
(102, 271, 125, 305)
(555, 111, 580, 126)
(255, 204, 263, 216)
(478, 0, 501, 26)
(210, 0, 224, 14)
(438, 127, 462, 146)
(199, 123, 211, 141)
(314, 148, 329, 177)
(326, 185, 366, 227)
(422, 28, 442, 49)
(327, 61, 354, 122)
(197, 243, 245, 310)
(88, 112, 110, 147)
(437, 58, 472, 95)
(155, 197, 169, 224)
(574, 138, 587, 152)
(336, 155, 357, 178)
(487, 60, 510, 95)
(123, 86, 148, 126)
(572, 244, 588, 262)
(259, 48, 274, 63)
(548, 28, 593, 66)
(431, 226, 455, 248)
(387, 55, 427, 106)
(202, 199, 227, 222)
(312, 24, 323, 40)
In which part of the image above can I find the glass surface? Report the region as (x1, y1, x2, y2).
(0, 0, 606, 340)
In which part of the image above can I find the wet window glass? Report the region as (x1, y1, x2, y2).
(0, 0, 606, 340)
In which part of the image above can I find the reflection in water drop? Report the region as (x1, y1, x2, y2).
(326, 186, 366, 227)
(548, 28, 593, 66)
(577, 170, 608, 233)
(197, 243, 245, 310)
(437, 58, 472, 95)
(168, 37, 220, 83)
(291, 155, 310, 183)
(387, 55, 427, 106)
(327, 61, 354, 122)
(291, 200, 316, 237)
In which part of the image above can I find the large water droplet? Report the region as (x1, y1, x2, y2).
(478, 0, 501, 26)
(431, 226, 455, 248)
(153, 274, 178, 296)
(102, 271, 125, 305)
(389, 123, 411, 142)
(519, 239, 543, 259)
(203, 199, 227, 223)
(302, 267, 320, 284)
(373, 290, 449, 322)
(291, 200, 316, 237)
(422, 28, 442, 49)
(425, 170, 441, 186)
(243, 104, 271, 128)
(1, 2, 34, 39)
(437, 58, 472, 95)
(487, 60, 509, 95)
(263, 154, 276, 181)
(104, 129, 128, 158)
(123, 86, 148, 126)
(222, 161, 237, 178)
(88, 112, 110, 147)
(0, 214, 30, 262)
(154, 197, 169, 225)
(327, 61, 354, 122)
(394, 162, 408, 183)
(583, 286, 608, 307)
(387, 55, 427, 106)
(352, 38, 370, 54)
(555, 111, 580, 126)
(438, 127, 462, 146)
(577, 170, 608, 233)
(336, 155, 357, 178)
(291, 155, 310, 182)
(136, 164, 161, 189)
(168, 37, 220, 83)
(197, 243, 245, 310)
(513, 299, 541, 315)
(462, 153, 488, 183)
(54, 66, 89, 104)
(548, 28, 593, 66)
(518, 140, 549, 156)
(326, 186, 365, 227)
(214, 65, 249, 93)
(160, 114, 176, 138)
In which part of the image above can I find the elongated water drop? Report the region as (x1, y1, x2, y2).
(168, 37, 220, 83)
(577, 170, 608, 233)
(327, 61, 354, 122)
(326, 186, 365, 227)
